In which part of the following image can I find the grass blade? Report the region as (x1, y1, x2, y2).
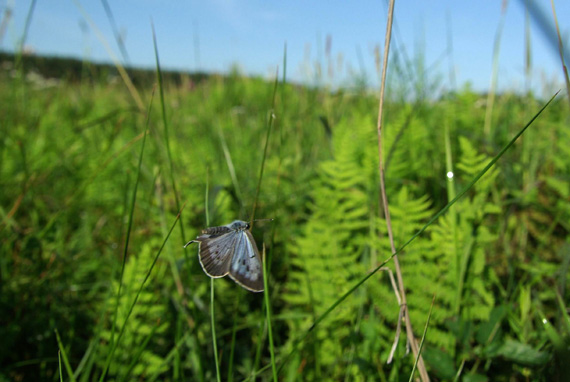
(483, 4, 507, 138)
(55, 329, 77, 382)
(227, 293, 242, 382)
(250, 69, 279, 226)
(72, 0, 144, 110)
(103, 202, 186, 381)
(555, 289, 570, 334)
(249, 69, 280, 380)
(453, 359, 466, 382)
(262, 246, 278, 382)
(408, 294, 435, 382)
(18, 0, 37, 53)
(151, 23, 188, 258)
(100, 0, 130, 64)
(211, 279, 221, 382)
(204, 168, 221, 382)
(58, 351, 62, 382)
(99, 93, 153, 382)
(217, 125, 244, 210)
(549, 0, 570, 109)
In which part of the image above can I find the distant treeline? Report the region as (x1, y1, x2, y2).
(0, 51, 210, 86)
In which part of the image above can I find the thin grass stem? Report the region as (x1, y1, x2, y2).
(100, 0, 130, 63)
(375, 0, 429, 379)
(58, 351, 63, 382)
(152, 24, 189, 259)
(211, 279, 221, 382)
(227, 293, 242, 382)
(101, 202, 186, 381)
(549, 0, 570, 108)
(72, 0, 144, 110)
(55, 329, 77, 382)
(483, 5, 507, 138)
(204, 170, 221, 382)
(408, 295, 435, 382)
(99, 92, 153, 382)
(250, 70, 279, 226)
(262, 246, 278, 382)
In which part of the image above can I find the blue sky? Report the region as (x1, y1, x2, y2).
(2, 0, 569, 95)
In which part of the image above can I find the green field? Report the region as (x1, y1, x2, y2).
(1, 52, 569, 381)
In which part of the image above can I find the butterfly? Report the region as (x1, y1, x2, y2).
(184, 220, 264, 292)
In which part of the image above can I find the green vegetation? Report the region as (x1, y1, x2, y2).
(1, 53, 569, 381)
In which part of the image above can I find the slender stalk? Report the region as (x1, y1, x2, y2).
(524, 2, 532, 95)
(211, 279, 221, 382)
(227, 294, 242, 382)
(549, 0, 570, 109)
(102, 203, 185, 381)
(444, 101, 460, 320)
(0, 2, 13, 45)
(100, 93, 153, 382)
(152, 28, 204, 375)
(483, 4, 507, 138)
(375, 0, 429, 380)
(453, 359, 466, 382)
(152, 25, 188, 258)
(250, 70, 279, 227)
(100, 0, 130, 64)
(18, 0, 37, 53)
(218, 124, 244, 210)
(55, 329, 77, 382)
(263, 246, 278, 382)
(249, 71, 279, 381)
(251, 314, 267, 380)
(72, 0, 144, 110)
(58, 351, 63, 382)
(408, 295, 435, 382)
(205, 176, 221, 382)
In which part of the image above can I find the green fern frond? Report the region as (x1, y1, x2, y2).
(97, 241, 169, 379)
(283, 115, 375, 377)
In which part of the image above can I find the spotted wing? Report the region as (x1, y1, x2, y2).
(195, 231, 239, 277)
(228, 230, 264, 292)
(184, 225, 233, 249)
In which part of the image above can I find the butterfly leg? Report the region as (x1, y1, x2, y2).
(183, 240, 197, 248)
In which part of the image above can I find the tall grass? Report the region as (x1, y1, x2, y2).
(1, 10, 569, 380)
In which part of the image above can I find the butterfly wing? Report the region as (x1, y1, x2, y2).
(228, 230, 264, 292)
(195, 231, 239, 277)
(184, 225, 233, 249)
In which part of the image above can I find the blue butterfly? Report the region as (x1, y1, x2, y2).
(185, 220, 263, 292)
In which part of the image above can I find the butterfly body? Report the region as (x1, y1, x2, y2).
(185, 220, 264, 292)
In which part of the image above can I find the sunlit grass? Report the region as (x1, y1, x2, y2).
(0, 47, 568, 381)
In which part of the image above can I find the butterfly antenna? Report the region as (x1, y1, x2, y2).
(253, 218, 274, 223)
(183, 240, 196, 248)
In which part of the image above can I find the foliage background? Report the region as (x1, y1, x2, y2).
(0, 46, 569, 382)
